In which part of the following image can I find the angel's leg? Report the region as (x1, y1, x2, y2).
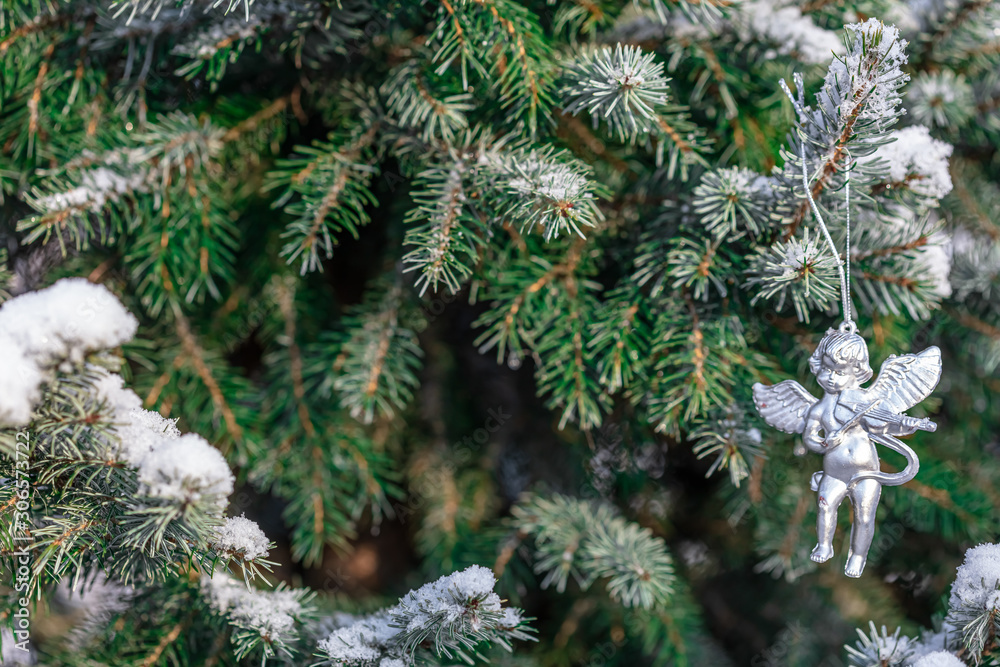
(845, 479, 882, 578)
(811, 474, 849, 563)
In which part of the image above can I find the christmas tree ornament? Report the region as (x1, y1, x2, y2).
(751, 137, 943, 578)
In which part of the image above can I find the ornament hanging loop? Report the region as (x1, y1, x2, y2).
(797, 139, 854, 327)
(838, 319, 858, 334)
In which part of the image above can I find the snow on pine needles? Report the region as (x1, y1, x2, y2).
(0, 278, 137, 426)
(317, 565, 530, 666)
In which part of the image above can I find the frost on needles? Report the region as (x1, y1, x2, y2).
(740, 17, 956, 325)
(846, 541, 1000, 665)
(0, 280, 531, 665)
(316, 565, 532, 667)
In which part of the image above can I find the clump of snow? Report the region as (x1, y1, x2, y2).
(949, 543, 1000, 611)
(857, 624, 913, 663)
(230, 588, 302, 641)
(317, 617, 393, 663)
(508, 164, 588, 202)
(137, 434, 234, 506)
(870, 126, 953, 199)
(212, 515, 270, 562)
(0, 340, 44, 427)
(172, 17, 261, 59)
(910, 651, 966, 667)
(203, 571, 250, 613)
(703, 167, 773, 200)
(92, 372, 143, 414)
(824, 19, 908, 122)
(501, 607, 524, 628)
(202, 573, 305, 643)
(317, 565, 522, 664)
(2, 278, 139, 360)
(92, 371, 183, 464)
(905, 625, 952, 663)
(395, 564, 502, 633)
(741, 0, 844, 64)
(779, 235, 827, 279)
(446, 564, 498, 599)
(0, 279, 138, 426)
(488, 150, 592, 206)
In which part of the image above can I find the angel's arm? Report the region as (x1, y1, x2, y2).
(801, 409, 826, 453)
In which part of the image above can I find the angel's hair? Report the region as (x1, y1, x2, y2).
(809, 329, 873, 384)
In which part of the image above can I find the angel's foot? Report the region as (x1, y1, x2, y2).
(810, 544, 834, 563)
(845, 554, 867, 578)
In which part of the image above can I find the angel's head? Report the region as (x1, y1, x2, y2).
(809, 328, 873, 393)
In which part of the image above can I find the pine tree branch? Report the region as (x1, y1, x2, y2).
(439, 0, 465, 53)
(555, 109, 632, 175)
(172, 303, 244, 443)
(880, 460, 978, 525)
(951, 162, 1000, 241)
(778, 494, 811, 561)
(947, 306, 1000, 339)
(222, 96, 291, 142)
(493, 529, 526, 578)
(276, 281, 315, 438)
(311, 447, 324, 543)
(853, 236, 928, 259)
(27, 41, 55, 153)
(145, 355, 185, 408)
(782, 120, 856, 240)
(362, 298, 398, 405)
(685, 296, 708, 394)
(656, 115, 695, 156)
(478, 0, 542, 127)
(492, 237, 586, 354)
(920, 0, 992, 64)
(860, 271, 917, 290)
(0, 11, 68, 54)
(658, 608, 688, 662)
(800, 0, 839, 13)
(141, 615, 192, 667)
(553, 597, 595, 648)
(305, 169, 349, 263)
(698, 41, 728, 98)
(869, 174, 926, 197)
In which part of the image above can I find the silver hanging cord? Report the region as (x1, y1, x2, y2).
(798, 141, 853, 332)
(844, 151, 852, 326)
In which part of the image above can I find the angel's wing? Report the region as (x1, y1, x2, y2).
(866, 346, 943, 414)
(752, 380, 818, 435)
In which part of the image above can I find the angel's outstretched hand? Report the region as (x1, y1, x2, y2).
(824, 430, 844, 448)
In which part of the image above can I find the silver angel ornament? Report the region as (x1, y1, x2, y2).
(752, 327, 942, 578)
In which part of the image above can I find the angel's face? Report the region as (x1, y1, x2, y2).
(816, 354, 859, 393)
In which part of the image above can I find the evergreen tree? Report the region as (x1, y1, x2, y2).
(2, 0, 1000, 665)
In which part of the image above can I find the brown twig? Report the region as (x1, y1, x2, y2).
(276, 281, 316, 438)
(172, 304, 244, 442)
